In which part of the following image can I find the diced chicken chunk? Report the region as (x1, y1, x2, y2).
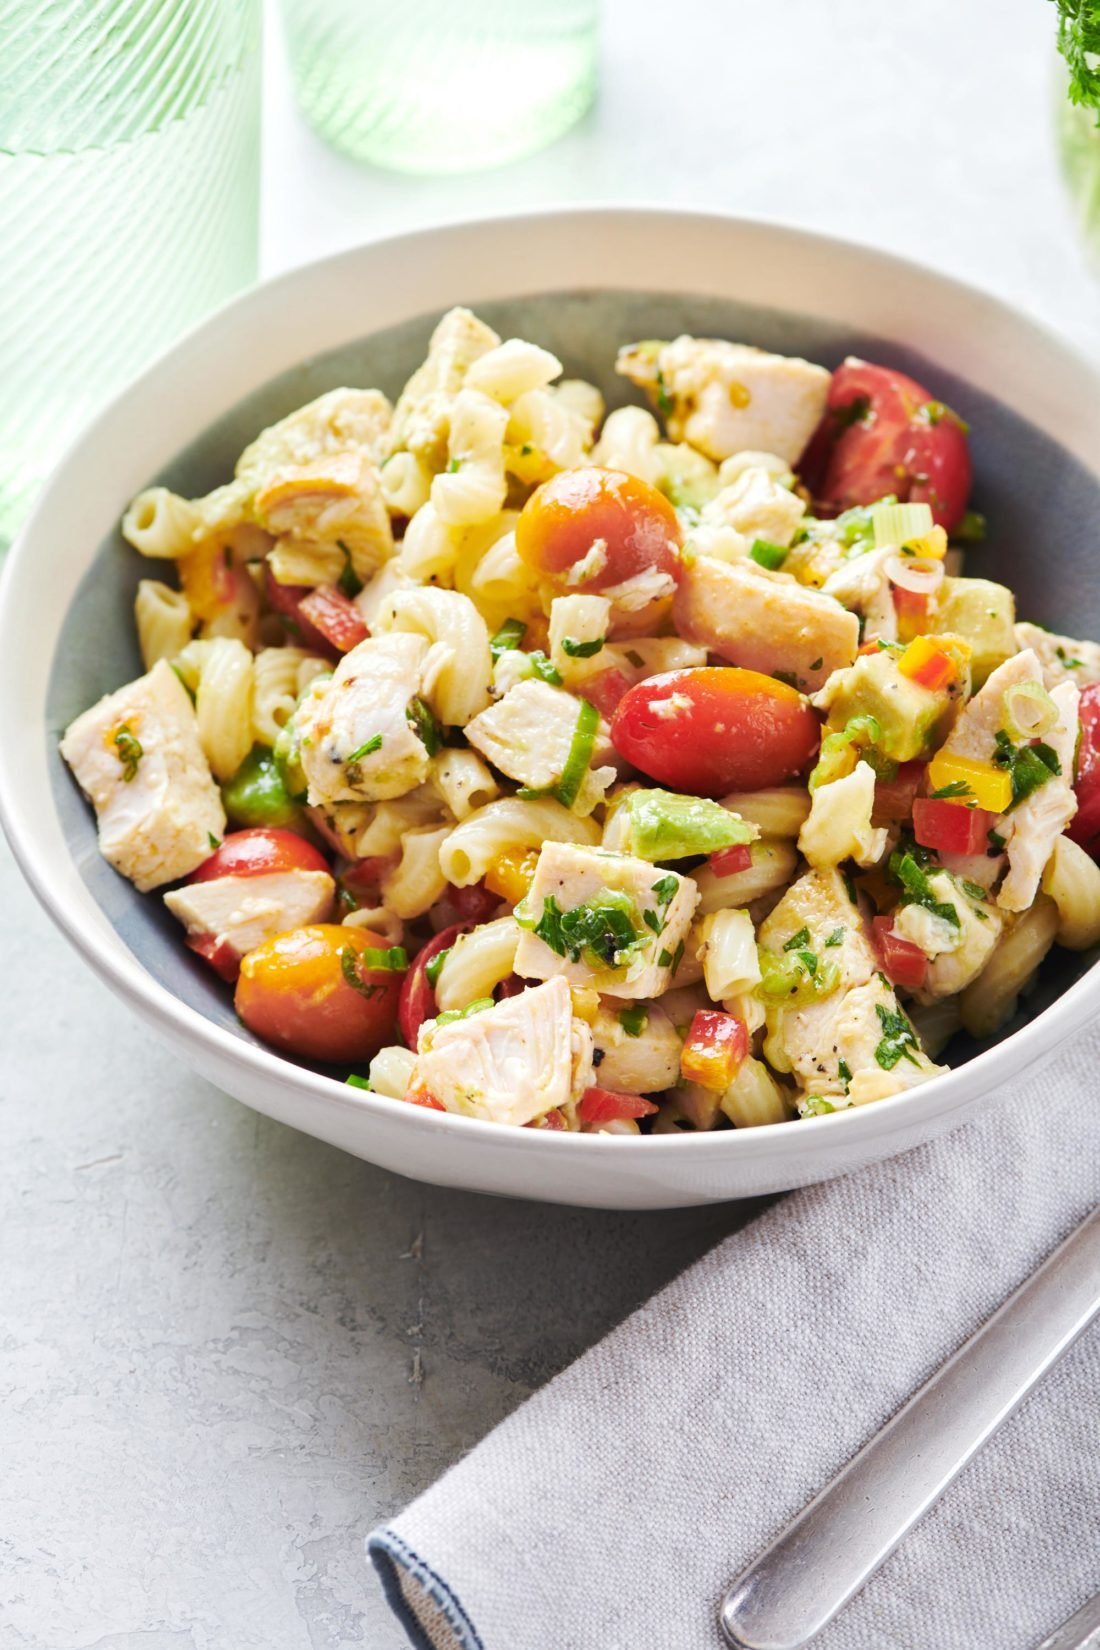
(687, 466, 805, 561)
(236, 387, 394, 484)
(464, 679, 617, 813)
(589, 1000, 682, 1092)
(798, 762, 889, 869)
(514, 842, 700, 1000)
(674, 556, 859, 692)
(891, 871, 1005, 1001)
(1014, 621, 1100, 689)
(997, 679, 1079, 912)
(296, 633, 432, 806)
(254, 447, 393, 581)
(410, 976, 592, 1126)
(389, 306, 502, 469)
(164, 869, 334, 961)
(758, 867, 874, 993)
(60, 660, 225, 892)
(617, 336, 830, 463)
(937, 650, 1079, 912)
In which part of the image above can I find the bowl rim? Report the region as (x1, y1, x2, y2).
(2, 202, 1099, 1164)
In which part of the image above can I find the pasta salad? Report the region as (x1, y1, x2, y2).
(61, 309, 1100, 1134)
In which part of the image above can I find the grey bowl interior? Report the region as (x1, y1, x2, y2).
(46, 288, 1100, 1075)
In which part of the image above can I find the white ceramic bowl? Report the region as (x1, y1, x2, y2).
(3, 207, 1099, 1209)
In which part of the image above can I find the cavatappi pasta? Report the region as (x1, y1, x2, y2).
(60, 309, 1100, 1136)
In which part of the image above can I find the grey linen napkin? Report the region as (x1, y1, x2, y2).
(369, 1032, 1100, 1650)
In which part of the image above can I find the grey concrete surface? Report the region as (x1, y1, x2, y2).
(4, 0, 1100, 1645)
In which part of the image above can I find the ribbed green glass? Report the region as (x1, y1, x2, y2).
(1058, 79, 1100, 271)
(280, 0, 598, 174)
(0, 0, 261, 548)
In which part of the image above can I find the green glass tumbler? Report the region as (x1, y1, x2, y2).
(1058, 82, 1100, 270)
(0, 0, 262, 548)
(280, 0, 598, 174)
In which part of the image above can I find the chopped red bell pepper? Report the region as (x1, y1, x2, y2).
(582, 667, 633, 718)
(708, 842, 753, 878)
(448, 879, 501, 923)
(679, 1009, 749, 1092)
(871, 915, 928, 991)
(873, 761, 925, 824)
(892, 586, 930, 642)
(526, 1107, 567, 1130)
(337, 854, 398, 909)
(577, 1086, 659, 1123)
(186, 930, 240, 984)
(297, 584, 369, 653)
(263, 565, 336, 653)
(912, 797, 998, 857)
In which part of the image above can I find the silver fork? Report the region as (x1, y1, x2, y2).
(719, 1205, 1100, 1650)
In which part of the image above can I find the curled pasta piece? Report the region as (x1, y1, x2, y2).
(380, 451, 432, 517)
(693, 840, 799, 914)
(134, 579, 193, 669)
(507, 386, 590, 473)
(399, 501, 460, 584)
(439, 797, 600, 887)
(435, 917, 520, 1012)
(368, 1045, 417, 1099)
(192, 637, 254, 782)
(121, 487, 203, 558)
(717, 786, 811, 839)
(430, 749, 500, 820)
(252, 646, 328, 746)
(908, 997, 962, 1061)
(463, 528, 543, 627)
(719, 1057, 792, 1128)
(380, 824, 451, 919)
(342, 904, 405, 947)
(550, 378, 604, 437)
(592, 405, 662, 484)
(354, 791, 444, 859)
(431, 390, 509, 527)
(1041, 834, 1100, 950)
(696, 909, 760, 1002)
(959, 894, 1059, 1038)
(465, 338, 562, 403)
(382, 586, 492, 725)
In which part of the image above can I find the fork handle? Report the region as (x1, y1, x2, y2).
(720, 1206, 1100, 1650)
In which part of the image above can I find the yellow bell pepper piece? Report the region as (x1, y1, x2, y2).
(484, 846, 539, 905)
(898, 634, 957, 691)
(927, 751, 1013, 813)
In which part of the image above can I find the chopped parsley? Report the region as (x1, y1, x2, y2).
(522, 890, 643, 970)
(112, 724, 143, 782)
(809, 656, 823, 673)
(873, 1003, 921, 1070)
(346, 733, 383, 763)
(837, 1058, 852, 1087)
(888, 849, 960, 930)
(757, 946, 840, 1004)
(825, 927, 846, 947)
(520, 442, 533, 456)
(962, 879, 989, 902)
(657, 940, 686, 974)
(987, 827, 1007, 855)
(561, 636, 604, 659)
(446, 457, 461, 473)
(491, 617, 527, 660)
(783, 927, 811, 951)
(833, 394, 871, 431)
(337, 540, 363, 598)
(407, 694, 442, 756)
(655, 368, 673, 415)
(1055, 645, 1084, 670)
(992, 729, 1062, 807)
(207, 832, 222, 851)
(953, 509, 986, 544)
(842, 869, 859, 905)
(773, 670, 801, 691)
(425, 947, 451, 989)
(652, 874, 679, 905)
(618, 1005, 648, 1038)
(930, 779, 973, 800)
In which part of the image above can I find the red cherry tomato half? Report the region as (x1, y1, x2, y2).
(398, 921, 471, 1049)
(577, 1086, 659, 1124)
(515, 466, 682, 592)
(610, 667, 821, 796)
(186, 931, 241, 984)
(447, 880, 501, 923)
(297, 584, 369, 653)
(190, 827, 330, 884)
(235, 924, 404, 1063)
(871, 916, 928, 992)
(912, 798, 999, 857)
(799, 359, 972, 532)
(1069, 682, 1100, 858)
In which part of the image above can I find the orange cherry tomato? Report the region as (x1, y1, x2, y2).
(235, 924, 404, 1064)
(191, 827, 330, 884)
(610, 667, 821, 796)
(515, 466, 682, 593)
